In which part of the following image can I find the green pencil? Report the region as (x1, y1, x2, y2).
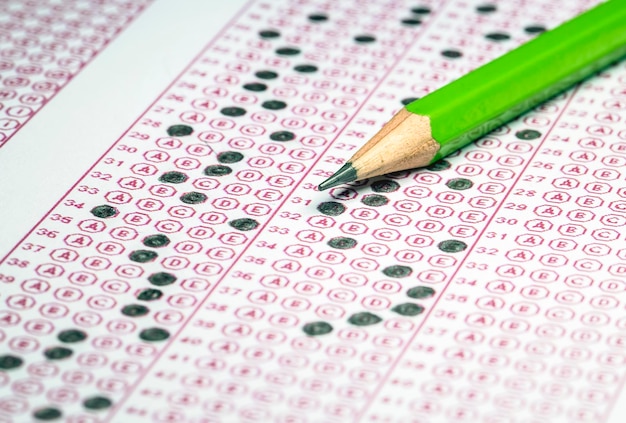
(319, 0, 626, 191)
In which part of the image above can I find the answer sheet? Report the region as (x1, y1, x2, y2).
(0, 0, 624, 422)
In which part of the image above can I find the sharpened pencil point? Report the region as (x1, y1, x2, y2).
(318, 162, 357, 191)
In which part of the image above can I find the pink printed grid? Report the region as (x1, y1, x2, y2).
(0, 0, 624, 422)
(0, 0, 152, 147)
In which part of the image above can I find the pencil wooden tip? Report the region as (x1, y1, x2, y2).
(318, 162, 356, 191)
(318, 111, 439, 190)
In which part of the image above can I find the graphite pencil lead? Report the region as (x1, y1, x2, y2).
(318, 162, 357, 191)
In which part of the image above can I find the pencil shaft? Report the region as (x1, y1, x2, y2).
(319, 0, 626, 191)
(407, 0, 626, 161)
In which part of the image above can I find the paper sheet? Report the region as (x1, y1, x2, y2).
(0, 0, 624, 422)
